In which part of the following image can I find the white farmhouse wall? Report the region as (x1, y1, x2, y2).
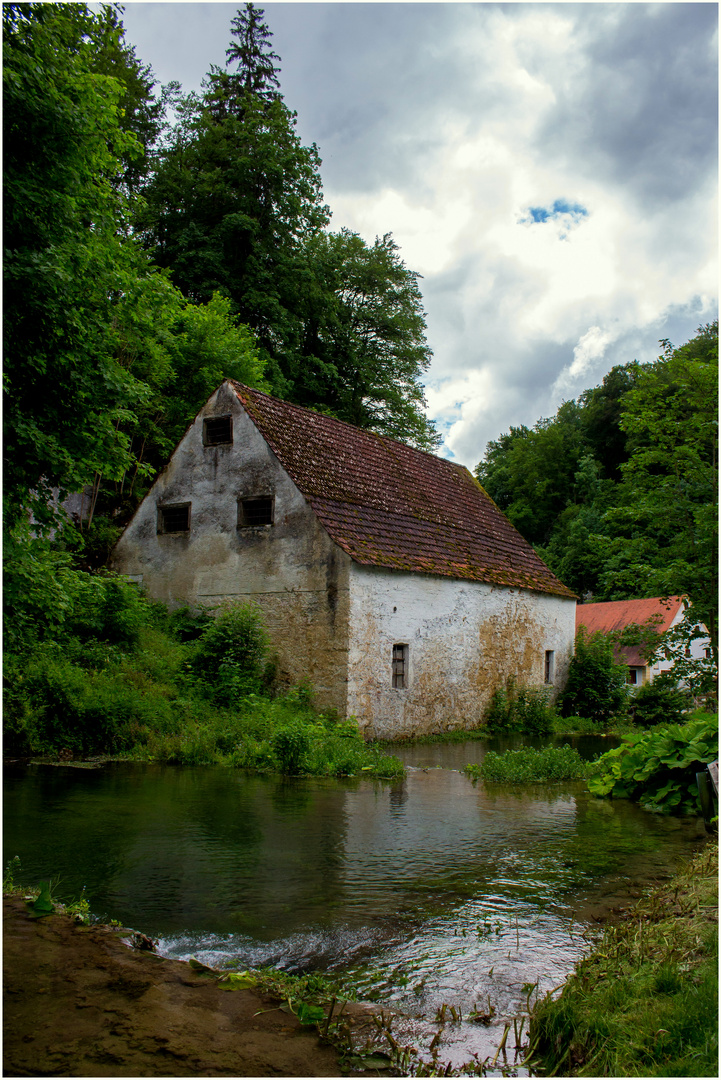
(646, 605, 711, 683)
(111, 383, 352, 712)
(347, 564, 576, 739)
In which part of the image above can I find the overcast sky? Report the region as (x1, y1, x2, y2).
(118, 1, 718, 468)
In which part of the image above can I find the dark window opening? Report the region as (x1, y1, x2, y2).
(158, 503, 190, 534)
(238, 497, 274, 528)
(544, 650, 555, 684)
(392, 644, 409, 689)
(203, 415, 233, 446)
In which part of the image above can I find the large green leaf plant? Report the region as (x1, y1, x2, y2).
(587, 712, 718, 814)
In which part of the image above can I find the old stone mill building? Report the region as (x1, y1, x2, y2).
(112, 381, 576, 739)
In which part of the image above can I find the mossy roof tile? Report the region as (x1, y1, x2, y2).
(230, 382, 575, 598)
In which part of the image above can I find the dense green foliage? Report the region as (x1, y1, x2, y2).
(476, 324, 718, 655)
(586, 712, 718, 814)
(530, 842, 718, 1077)
(464, 745, 588, 783)
(629, 681, 689, 728)
(483, 681, 556, 734)
(3, 1, 266, 542)
(3, 1, 156, 529)
(4, 581, 403, 778)
(191, 601, 273, 702)
(559, 628, 629, 724)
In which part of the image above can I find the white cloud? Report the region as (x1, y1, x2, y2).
(554, 326, 615, 395)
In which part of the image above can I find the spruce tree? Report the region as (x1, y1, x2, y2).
(226, 3, 281, 102)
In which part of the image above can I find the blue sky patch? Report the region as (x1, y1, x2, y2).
(521, 199, 589, 226)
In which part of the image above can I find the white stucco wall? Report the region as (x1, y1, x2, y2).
(346, 564, 576, 739)
(646, 605, 712, 683)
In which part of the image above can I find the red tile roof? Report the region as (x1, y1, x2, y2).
(230, 382, 575, 598)
(576, 596, 685, 666)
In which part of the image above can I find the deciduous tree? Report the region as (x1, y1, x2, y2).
(3, 2, 154, 529)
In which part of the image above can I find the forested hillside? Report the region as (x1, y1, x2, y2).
(475, 322, 718, 648)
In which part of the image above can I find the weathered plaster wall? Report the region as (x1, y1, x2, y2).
(347, 565, 576, 740)
(111, 383, 351, 713)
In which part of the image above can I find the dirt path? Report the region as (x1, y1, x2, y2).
(3, 896, 350, 1077)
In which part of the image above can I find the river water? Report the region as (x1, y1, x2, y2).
(3, 738, 708, 1070)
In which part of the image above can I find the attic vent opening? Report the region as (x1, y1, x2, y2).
(203, 415, 233, 446)
(158, 503, 190, 534)
(392, 644, 409, 689)
(238, 497, 274, 528)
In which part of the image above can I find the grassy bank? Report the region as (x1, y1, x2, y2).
(529, 840, 718, 1077)
(3, 584, 403, 780)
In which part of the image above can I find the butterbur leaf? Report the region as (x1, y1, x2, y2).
(295, 1001, 325, 1024)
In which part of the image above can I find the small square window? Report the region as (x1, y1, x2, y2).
(392, 644, 409, 689)
(158, 503, 190, 534)
(203, 415, 233, 446)
(238, 497, 274, 528)
(544, 650, 555, 685)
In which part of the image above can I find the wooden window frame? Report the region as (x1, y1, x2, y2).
(203, 414, 233, 446)
(157, 502, 191, 534)
(392, 643, 409, 689)
(237, 496, 274, 529)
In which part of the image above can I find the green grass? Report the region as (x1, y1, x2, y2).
(464, 744, 589, 783)
(529, 841, 718, 1076)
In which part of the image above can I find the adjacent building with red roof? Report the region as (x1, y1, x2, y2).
(112, 382, 577, 737)
(576, 596, 709, 685)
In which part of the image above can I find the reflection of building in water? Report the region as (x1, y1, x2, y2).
(389, 780, 408, 816)
(339, 769, 580, 913)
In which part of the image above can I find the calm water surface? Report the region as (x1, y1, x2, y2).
(4, 739, 707, 1069)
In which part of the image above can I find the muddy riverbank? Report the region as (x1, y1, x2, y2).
(3, 896, 360, 1077)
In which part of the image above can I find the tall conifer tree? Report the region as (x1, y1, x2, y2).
(141, 4, 438, 449)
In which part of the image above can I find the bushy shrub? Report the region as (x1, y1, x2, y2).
(193, 602, 272, 703)
(66, 573, 153, 647)
(630, 681, 689, 728)
(271, 724, 311, 774)
(559, 628, 628, 724)
(587, 712, 718, 814)
(484, 680, 556, 734)
(166, 605, 213, 642)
